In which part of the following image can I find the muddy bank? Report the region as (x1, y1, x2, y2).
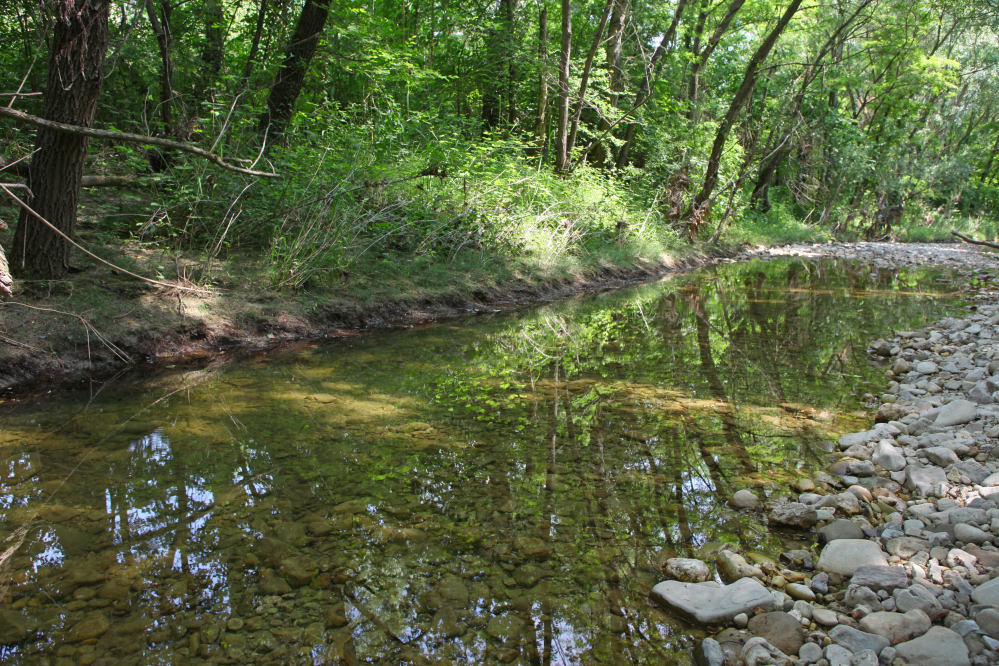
(0, 251, 723, 394)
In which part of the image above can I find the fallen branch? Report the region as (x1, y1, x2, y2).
(0, 106, 280, 179)
(1, 184, 207, 294)
(951, 230, 999, 250)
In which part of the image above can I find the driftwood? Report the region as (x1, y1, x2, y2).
(951, 230, 999, 250)
(0, 106, 279, 179)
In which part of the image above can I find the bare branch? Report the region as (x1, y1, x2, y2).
(951, 230, 999, 250)
(0, 106, 280, 179)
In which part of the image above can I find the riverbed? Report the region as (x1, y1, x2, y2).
(0, 255, 968, 665)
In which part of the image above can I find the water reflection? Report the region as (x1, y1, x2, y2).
(0, 258, 959, 665)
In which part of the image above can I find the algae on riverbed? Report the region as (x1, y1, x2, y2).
(0, 257, 960, 665)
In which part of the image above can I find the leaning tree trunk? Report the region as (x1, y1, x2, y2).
(243, 0, 268, 80)
(691, 0, 803, 214)
(10, 0, 110, 279)
(259, 0, 332, 139)
(553, 0, 571, 173)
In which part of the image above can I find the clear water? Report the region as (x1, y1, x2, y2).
(0, 258, 961, 666)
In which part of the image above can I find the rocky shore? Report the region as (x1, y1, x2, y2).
(650, 258, 999, 666)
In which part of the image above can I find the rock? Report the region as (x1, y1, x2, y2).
(879, 646, 897, 665)
(730, 489, 760, 509)
(835, 492, 862, 515)
(514, 537, 550, 561)
(486, 614, 525, 641)
(512, 565, 540, 588)
(799, 641, 823, 664)
(894, 625, 971, 666)
(37, 505, 84, 523)
(969, 384, 994, 404)
(976, 608, 999, 640)
(650, 577, 775, 625)
(885, 537, 930, 559)
(953, 460, 991, 485)
(734, 613, 749, 629)
(811, 572, 829, 594)
(716, 550, 762, 582)
(769, 502, 818, 529)
(0, 611, 33, 645)
(437, 576, 470, 602)
(785, 583, 816, 602)
(817, 539, 889, 576)
(67, 614, 110, 642)
(860, 609, 932, 645)
(839, 430, 882, 450)
(916, 361, 939, 374)
(740, 637, 790, 666)
(697, 638, 725, 666)
(813, 608, 838, 626)
(845, 584, 882, 611)
(893, 585, 942, 615)
(965, 543, 999, 568)
(851, 565, 909, 593)
(954, 523, 991, 545)
(852, 649, 879, 666)
(794, 479, 816, 492)
(936, 400, 978, 427)
(747, 612, 805, 656)
(663, 558, 711, 583)
(825, 644, 853, 666)
(259, 569, 292, 595)
(925, 447, 961, 467)
(950, 508, 989, 525)
(432, 607, 465, 638)
(848, 485, 874, 503)
(906, 465, 949, 496)
(819, 520, 866, 544)
(829, 623, 890, 655)
(873, 440, 907, 471)
(850, 460, 877, 476)
(971, 576, 999, 605)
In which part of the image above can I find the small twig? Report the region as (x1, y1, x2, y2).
(0, 302, 131, 363)
(0, 332, 41, 351)
(951, 230, 999, 250)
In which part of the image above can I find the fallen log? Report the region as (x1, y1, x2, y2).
(951, 230, 999, 250)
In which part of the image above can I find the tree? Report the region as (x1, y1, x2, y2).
(10, 0, 111, 279)
(691, 0, 805, 214)
(553, 0, 572, 173)
(259, 0, 333, 140)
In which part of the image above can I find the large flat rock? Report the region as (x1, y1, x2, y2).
(894, 626, 970, 666)
(817, 539, 888, 576)
(650, 577, 775, 625)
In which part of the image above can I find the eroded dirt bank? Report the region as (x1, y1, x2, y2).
(2, 241, 995, 396)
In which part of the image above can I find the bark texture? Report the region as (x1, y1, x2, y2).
(553, 0, 571, 173)
(11, 0, 110, 279)
(259, 0, 332, 139)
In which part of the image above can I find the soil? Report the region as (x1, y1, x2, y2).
(0, 248, 725, 395)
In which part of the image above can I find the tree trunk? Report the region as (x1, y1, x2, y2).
(592, 0, 626, 166)
(11, 0, 110, 279)
(259, 0, 333, 139)
(145, 0, 175, 136)
(533, 8, 548, 154)
(553, 0, 571, 173)
(244, 0, 268, 80)
(566, 0, 613, 159)
(691, 0, 804, 213)
(615, 0, 687, 169)
(981, 133, 999, 183)
(482, 0, 518, 129)
(202, 0, 225, 77)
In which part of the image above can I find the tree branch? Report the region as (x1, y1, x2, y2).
(951, 230, 999, 250)
(0, 106, 280, 179)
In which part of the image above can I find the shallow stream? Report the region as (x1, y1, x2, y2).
(0, 257, 966, 665)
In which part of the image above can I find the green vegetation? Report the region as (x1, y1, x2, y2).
(1, 0, 998, 296)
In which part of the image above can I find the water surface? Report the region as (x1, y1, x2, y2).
(0, 257, 962, 665)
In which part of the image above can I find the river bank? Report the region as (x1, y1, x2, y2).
(650, 243, 999, 666)
(2, 241, 993, 396)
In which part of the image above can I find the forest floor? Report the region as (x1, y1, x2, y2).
(1, 239, 994, 395)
